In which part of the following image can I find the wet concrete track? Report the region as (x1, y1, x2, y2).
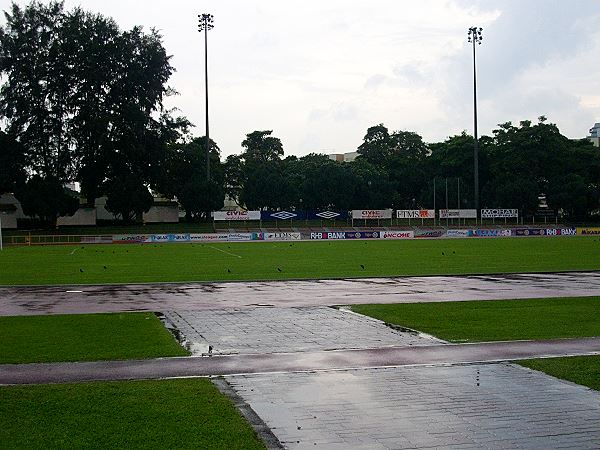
(1, 271, 600, 315)
(2, 337, 599, 385)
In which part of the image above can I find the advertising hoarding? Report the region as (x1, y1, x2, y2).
(351, 209, 393, 219)
(471, 229, 512, 237)
(396, 210, 435, 219)
(264, 232, 301, 241)
(577, 227, 600, 236)
(439, 209, 477, 219)
(480, 209, 518, 219)
(446, 229, 472, 237)
(379, 231, 414, 239)
(213, 210, 261, 221)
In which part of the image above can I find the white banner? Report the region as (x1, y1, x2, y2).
(379, 231, 414, 239)
(446, 229, 471, 237)
(190, 233, 229, 241)
(264, 232, 301, 241)
(396, 210, 435, 219)
(481, 209, 518, 219)
(352, 209, 393, 219)
(227, 233, 253, 241)
(213, 210, 261, 221)
(439, 209, 477, 219)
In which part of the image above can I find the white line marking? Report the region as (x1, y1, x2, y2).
(70, 248, 78, 255)
(207, 245, 242, 258)
(65, 290, 83, 293)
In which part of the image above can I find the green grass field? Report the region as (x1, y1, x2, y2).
(353, 297, 600, 391)
(0, 379, 265, 449)
(1, 236, 598, 285)
(352, 296, 600, 342)
(0, 313, 188, 364)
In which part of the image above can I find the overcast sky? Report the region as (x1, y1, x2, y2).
(3, 0, 600, 158)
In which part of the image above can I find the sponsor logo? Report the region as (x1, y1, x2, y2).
(113, 235, 149, 243)
(415, 230, 444, 238)
(560, 228, 576, 236)
(472, 229, 511, 237)
(270, 211, 297, 220)
(480, 209, 518, 219)
(310, 232, 346, 240)
(265, 232, 301, 241)
(315, 211, 340, 219)
(213, 210, 261, 221)
(578, 227, 600, 236)
(396, 210, 435, 219)
(446, 230, 471, 237)
(352, 209, 392, 219)
(381, 231, 414, 239)
(190, 233, 228, 241)
(228, 233, 253, 241)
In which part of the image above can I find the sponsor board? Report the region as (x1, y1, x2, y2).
(312, 211, 343, 220)
(310, 231, 347, 240)
(516, 228, 577, 237)
(446, 229, 472, 238)
(352, 209, 393, 220)
(396, 210, 435, 219)
(190, 233, 229, 241)
(545, 228, 576, 236)
(515, 228, 547, 236)
(414, 230, 444, 238)
(213, 210, 261, 221)
(379, 231, 414, 239)
(345, 231, 380, 239)
(481, 209, 518, 219)
(149, 234, 191, 243)
(264, 232, 301, 241)
(577, 227, 600, 236)
(113, 234, 150, 243)
(472, 229, 512, 237)
(226, 232, 264, 241)
(439, 209, 477, 219)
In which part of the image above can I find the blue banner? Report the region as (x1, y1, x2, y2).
(260, 210, 348, 221)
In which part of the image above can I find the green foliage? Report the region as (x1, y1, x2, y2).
(0, 130, 26, 194)
(0, 379, 266, 449)
(352, 296, 600, 343)
(0, 312, 188, 364)
(18, 175, 79, 225)
(0, 237, 598, 285)
(104, 177, 153, 222)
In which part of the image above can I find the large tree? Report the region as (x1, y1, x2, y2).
(0, 1, 186, 217)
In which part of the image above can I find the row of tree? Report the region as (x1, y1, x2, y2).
(1, 2, 599, 226)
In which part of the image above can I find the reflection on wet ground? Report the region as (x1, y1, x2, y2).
(1, 271, 599, 315)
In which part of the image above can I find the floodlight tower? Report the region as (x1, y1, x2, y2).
(198, 13, 214, 182)
(468, 26, 482, 218)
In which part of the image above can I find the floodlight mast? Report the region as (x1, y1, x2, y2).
(198, 13, 214, 184)
(468, 26, 483, 220)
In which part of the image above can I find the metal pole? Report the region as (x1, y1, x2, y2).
(204, 19, 210, 182)
(445, 178, 448, 227)
(433, 178, 436, 226)
(0, 214, 3, 251)
(472, 36, 479, 218)
(457, 178, 460, 226)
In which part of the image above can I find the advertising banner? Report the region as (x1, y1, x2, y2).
(306, 210, 348, 220)
(545, 228, 576, 236)
(577, 227, 600, 236)
(310, 231, 347, 240)
(113, 234, 150, 243)
(213, 210, 261, 221)
(264, 232, 301, 241)
(481, 209, 518, 219)
(515, 228, 547, 236)
(149, 234, 191, 243)
(261, 210, 306, 221)
(472, 229, 512, 237)
(190, 233, 229, 241)
(345, 231, 381, 239)
(439, 209, 477, 219)
(396, 210, 435, 219)
(227, 232, 263, 241)
(379, 231, 414, 239)
(446, 229, 472, 238)
(352, 209, 393, 219)
(414, 230, 445, 238)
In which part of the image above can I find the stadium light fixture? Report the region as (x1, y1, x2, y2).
(198, 13, 214, 184)
(468, 26, 483, 220)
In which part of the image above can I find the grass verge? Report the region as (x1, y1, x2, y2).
(352, 296, 600, 342)
(0, 312, 188, 364)
(0, 378, 265, 449)
(1, 237, 599, 285)
(519, 356, 600, 391)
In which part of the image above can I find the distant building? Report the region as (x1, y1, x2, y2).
(589, 122, 600, 147)
(328, 151, 358, 162)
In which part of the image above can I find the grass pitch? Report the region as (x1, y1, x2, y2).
(0, 236, 598, 285)
(0, 379, 265, 449)
(0, 313, 188, 364)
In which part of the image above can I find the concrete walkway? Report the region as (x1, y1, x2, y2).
(1, 271, 599, 315)
(2, 337, 600, 385)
